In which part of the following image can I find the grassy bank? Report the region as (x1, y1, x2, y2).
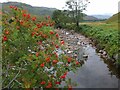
(63, 22, 119, 65)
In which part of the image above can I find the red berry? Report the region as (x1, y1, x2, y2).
(32, 16, 36, 21)
(56, 82, 61, 85)
(14, 7, 17, 10)
(46, 82, 52, 88)
(50, 23, 53, 27)
(61, 40, 64, 45)
(36, 24, 42, 28)
(46, 24, 49, 26)
(40, 81, 46, 85)
(40, 63, 44, 68)
(55, 45, 59, 48)
(52, 60, 58, 64)
(27, 14, 31, 19)
(76, 61, 79, 65)
(9, 5, 13, 8)
(48, 16, 50, 19)
(56, 34, 59, 38)
(46, 84, 52, 88)
(46, 57, 50, 62)
(60, 75, 66, 79)
(68, 57, 72, 63)
(22, 13, 27, 17)
(20, 20, 23, 25)
(31, 32, 36, 37)
(3, 36, 7, 41)
(36, 52, 39, 57)
(5, 31, 9, 35)
(50, 31, 54, 34)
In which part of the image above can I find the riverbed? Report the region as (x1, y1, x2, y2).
(56, 29, 119, 88)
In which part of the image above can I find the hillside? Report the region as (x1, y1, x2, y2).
(83, 15, 99, 21)
(106, 12, 120, 23)
(92, 15, 111, 19)
(1, 2, 57, 16)
(1, 2, 99, 21)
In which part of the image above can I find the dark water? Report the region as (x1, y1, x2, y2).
(62, 44, 119, 88)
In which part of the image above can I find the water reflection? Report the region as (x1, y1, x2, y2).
(81, 45, 120, 79)
(100, 57, 120, 79)
(57, 29, 119, 88)
(64, 45, 119, 88)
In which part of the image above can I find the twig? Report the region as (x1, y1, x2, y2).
(4, 70, 20, 88)
(8, 70, 20, 87)
(15, 80, 22, 85)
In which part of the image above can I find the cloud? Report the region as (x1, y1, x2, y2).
(0, 0, 119, 15)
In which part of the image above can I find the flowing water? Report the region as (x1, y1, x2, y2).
(67, 45, 119, 88)
(56, 29, 120, 88)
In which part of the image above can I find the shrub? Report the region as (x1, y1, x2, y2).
(2, 6, 80, 88)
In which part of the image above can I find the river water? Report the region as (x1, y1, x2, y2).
(67, 44, 119, 88)
(56, 29, 119, 88)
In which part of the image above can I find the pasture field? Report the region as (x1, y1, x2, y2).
(81, 22, 119, 30)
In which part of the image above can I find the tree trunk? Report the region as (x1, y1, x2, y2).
(75, 2, 79, 27)
(76, 20, 79, 27)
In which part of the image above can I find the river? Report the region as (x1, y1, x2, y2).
(56, 29, 120, 88)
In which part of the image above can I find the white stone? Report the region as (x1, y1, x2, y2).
(67, 51, 73, 54)
(77, 42, 81, 45)
(83, 55, 88, 58)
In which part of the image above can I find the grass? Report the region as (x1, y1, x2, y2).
(62, 21, 119, 65)
(80, 22, 118, 30)
(79, 22, 119, 64)
(106, 12, 120, 23)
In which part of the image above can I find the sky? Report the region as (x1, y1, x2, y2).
(0, 0, 120, 15)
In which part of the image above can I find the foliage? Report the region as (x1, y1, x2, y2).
(79, 24, 119, 64)
(2, 6, 80, 89)
(106, 12, 120, 23)
(65, 0, 90, 26)
(61, 22, 119, 64)
(52, 10, 72, 28)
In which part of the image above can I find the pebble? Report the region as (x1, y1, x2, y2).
(66, 32, 69, 35)
(99, 50, 103, 53)
(77, 42, 81, 45)
(55, 29, 91, 61)
(74, 54, 78, 58)
(67, 51, 73, 54)
(103, 51, 107, 55)
(83, 55, 88, 58)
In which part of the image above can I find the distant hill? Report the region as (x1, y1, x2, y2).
(1, 2, 57, 16)
(92, 15, 111, 19)
(106, 12, 120, 23)
(1, 2, 99, 21)
(83, 15, 99, 21)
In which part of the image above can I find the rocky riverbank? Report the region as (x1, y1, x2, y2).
(56, 29, 119, 67)
(56, 28, 120, 76)
(55, 29, 90, 62)
(55, 29, 119, 88)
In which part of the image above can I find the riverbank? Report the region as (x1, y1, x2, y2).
(56, 29, 119, 88)
(62, 23, 119, 65)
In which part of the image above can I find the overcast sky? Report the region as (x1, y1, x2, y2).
(0, 0, 120, 15)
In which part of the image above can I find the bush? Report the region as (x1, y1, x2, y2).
(2, 6, 80, 88)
